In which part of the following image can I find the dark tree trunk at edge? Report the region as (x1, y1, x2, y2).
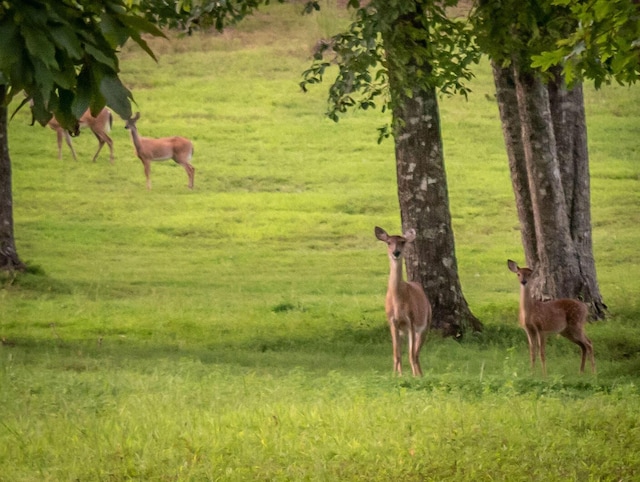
(0, 85, 25, 272)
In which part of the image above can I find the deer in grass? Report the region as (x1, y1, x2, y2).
(30, 105, 114, 163)
(507, 260, 595, 375)
(375, 227, 432, 376)
(124, 112, 195, 190)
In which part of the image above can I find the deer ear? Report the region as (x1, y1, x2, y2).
(374, 227, 388, 242)
(403, 229, 416, 242)
(507, 259, 519, 273)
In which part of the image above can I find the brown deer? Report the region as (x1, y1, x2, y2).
(31, 105, 114, 163)
(507, 260, 595, 375)
(375, 227, 432, 376)
(125, 112, 195, 190)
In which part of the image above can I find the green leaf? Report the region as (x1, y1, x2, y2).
(100, 73, 132, 119)
(21, 25, 57, 69)
(85, 43, 117, 70)
(49, 25, 83, 60)
(0, 21, 21, 69)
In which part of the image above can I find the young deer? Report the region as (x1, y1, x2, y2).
(507, 260, 595, 375)
(125, 112, 195, 190)
(375, 227, 432, 376)
(32, 106, 114, 163)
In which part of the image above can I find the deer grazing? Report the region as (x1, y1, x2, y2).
(31, 106, 114, 163)
(507, 260, 595, 375)
(124, 112, 195, 190)
(375, 227, 432, 376)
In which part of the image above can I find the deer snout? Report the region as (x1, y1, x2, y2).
(392, 250, 402, 259)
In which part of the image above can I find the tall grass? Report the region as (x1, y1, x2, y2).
(1, 3, 639, 480)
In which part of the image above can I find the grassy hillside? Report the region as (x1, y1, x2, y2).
(1, 3, 639, 480)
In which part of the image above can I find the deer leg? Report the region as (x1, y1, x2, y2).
(524, 327, 537, 372)
(91, 139, 105, 163)
(410, 330, 423, 377)
(389, 322, 402, 376)
(105, 134, 114, 164)
(179, 161, 195, 189)
(63, 131, 78, 161)
(563, 329, 596, 374)
(56, 130, 64, 160)
(140, 160, 152, 190)
(538, 331, 547, 376)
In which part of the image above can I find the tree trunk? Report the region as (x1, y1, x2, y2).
(492, 61, 606, 318)
(0, 85, 25, 271)
(380, 7, 482, 337)
(547, 70, 607, 318)
(492, 61, 537, 265)
(513, 61, 582, 298)
(392, 87, 482, 336)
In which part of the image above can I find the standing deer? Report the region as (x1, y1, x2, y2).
(375, 227, 432, 376)
(507, 260, 595, 375)
(124, 112, 195, 190)
(31, 105, 114, 163)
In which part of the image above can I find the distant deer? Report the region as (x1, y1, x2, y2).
(375, 227, 432, 376)
(125, 112, 195, 190)
(31, 105, 114, 163)
(507, 260, 595, 375)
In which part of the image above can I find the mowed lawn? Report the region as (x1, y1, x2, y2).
(1, 4, 640, 481)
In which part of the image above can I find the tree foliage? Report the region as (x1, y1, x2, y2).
(0, 0, 164, 127)
(531, 0, 640, 88)
(300, 0, 480, 141)
(129, 0, 282, 33)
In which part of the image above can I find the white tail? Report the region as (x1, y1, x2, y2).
(125, 112, 195, 190)
(33, 106, 114, 163)
(375, 226, 432, 376)
(507, 260, 595, 375)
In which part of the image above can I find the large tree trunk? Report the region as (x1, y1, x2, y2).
(547, 69, 607, 318)
(381, 8, 482, 337)
(0, 85, 25, 271)
(492, 61, 606, 318)
(492, 62, 537, 265)
(392, 87, 482, 336)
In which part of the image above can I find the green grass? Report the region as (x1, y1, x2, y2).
(2, 3, 640, 480)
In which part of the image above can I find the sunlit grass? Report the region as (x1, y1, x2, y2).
(1, 2, 639, 480)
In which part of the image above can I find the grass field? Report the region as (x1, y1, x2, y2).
(2, 3, 640, 480)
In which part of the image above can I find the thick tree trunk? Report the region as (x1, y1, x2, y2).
(380, 7, 482, 337)
(0, 85, 25, 271)
(392, 88, 482, 336)
(492, 61, 606, 318)
(547, 70, 607, 318)
(492, 62, 537, 265)
(513, 62, 582, 299)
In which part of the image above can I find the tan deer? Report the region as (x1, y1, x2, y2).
(124, 112, 195, 190)
(375, 227, 432, 376)
(507, 260, 595, 375)
(31, 106, 114, 163)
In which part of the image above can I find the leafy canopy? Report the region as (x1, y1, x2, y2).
(531, 0, 640, 88)
(0, 0, 164, 128)
(300, 0, 480, 141)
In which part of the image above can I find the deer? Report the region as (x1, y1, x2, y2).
(375, 226, 432, 376)
(507, 260, 595, 376)
(30, 105, 114, 163)
(124, 112, 195, 190)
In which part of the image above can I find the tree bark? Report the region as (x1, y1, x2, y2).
(392, 87, 482, 336)
(380, 7, 482, 337)
(513, 62, 582, 299)
(0, 85, 25, 271)
(492, 61, 606, 318)
(492, 61, 537, 266)
(547, 69, 607, 318)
